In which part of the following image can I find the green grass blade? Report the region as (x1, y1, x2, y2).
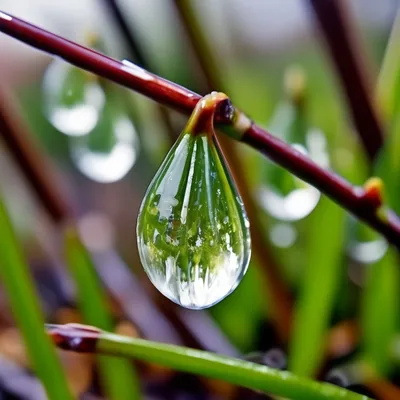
(361, 249, 399, 376)
(0, 197, 72, 399)
(289, 197, 345, 377)
(96, 331, 368, 400)
(64, 225, 140, 399)
(376, 9, 400, 123)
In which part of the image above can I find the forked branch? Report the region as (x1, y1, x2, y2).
(1, 11, 400, 249)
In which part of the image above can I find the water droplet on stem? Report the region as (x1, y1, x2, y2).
(137, 93, 251, 309)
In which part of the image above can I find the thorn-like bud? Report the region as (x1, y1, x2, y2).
(284, 65, 306, 106)
(46, 323, 101, 353)
(362, 177, 384, 209)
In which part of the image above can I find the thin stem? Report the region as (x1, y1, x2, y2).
(307, 0, 384, 162)
(101, 0, 177, 144)
(376, 9, 400, 124)
(1, 12, 400, 248)
(100, 0, 146, 66)
(172, 0, 293, 341)
(48, 324, 368, 400)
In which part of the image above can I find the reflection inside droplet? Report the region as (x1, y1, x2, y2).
(43, 60, 105, 136)
(69, 115, 139, 183)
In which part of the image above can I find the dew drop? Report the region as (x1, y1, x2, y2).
(43, 60, 105, 136)
(69, 98, 140, 183)
(137, 93, 251, 309)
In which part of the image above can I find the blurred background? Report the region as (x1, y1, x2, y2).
(0, 0, 400, 399)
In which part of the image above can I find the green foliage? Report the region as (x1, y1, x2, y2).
(289, 197, 346, 377)
(361, 249, 399, 376)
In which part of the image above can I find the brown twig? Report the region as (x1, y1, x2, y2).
(172, 0, 292, 341)
(0, 84, 72, 223)
(100, 0, 177, 144)
(307, 0, 384, 162)
(1, 12, 400, 249)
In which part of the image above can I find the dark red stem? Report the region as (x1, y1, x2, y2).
(1, 11, 400, 248)
(307, 0, 384, 162)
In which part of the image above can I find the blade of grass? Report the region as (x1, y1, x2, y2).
(289, 197, 346, 377)
(361, 249, 399, 376)
(0, 197, 72, 399)
(375, 12, 400, 214)
(48, 324, 369, 400)
(64, 225, 140, 399)
(376, 9, 400, 123)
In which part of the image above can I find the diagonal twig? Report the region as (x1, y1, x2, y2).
(307, 0, 384, 162)
(1, 11, 400, 249)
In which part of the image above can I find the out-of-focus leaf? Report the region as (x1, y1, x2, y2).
(0, 197, 72, 400)
(64, 225, 140, 400)
(289, 196, 346, 377)
(361, 249, 399, 376)
(211, 262, 265, 352)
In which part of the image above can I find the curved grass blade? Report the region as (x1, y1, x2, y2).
(0, 197, 72, 399)
(49, 323, 369, 400)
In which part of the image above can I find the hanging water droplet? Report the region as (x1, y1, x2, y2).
(69, 93, 140, 183)
(42, 59, 105, 136)
(137, 93, 251, 309)
(256, 67, 329, 222)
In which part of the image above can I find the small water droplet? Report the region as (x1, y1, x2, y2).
(43, 60, 105, 136)
(137, 94, 251, 309)
(69, 101, 139, 183)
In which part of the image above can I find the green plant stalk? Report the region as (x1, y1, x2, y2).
(361, 249, 399, 376)
(95, 331, 368, 400)
(64, 226, 140, 399)
(0, 197, 72, 399)
(289, 197, 346, 377)
(376, 9, 400, 123)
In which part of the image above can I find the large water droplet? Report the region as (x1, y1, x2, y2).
(43, 60, 105, 136)
(69, 99, 139, 183)
(137, 94, 251, 309)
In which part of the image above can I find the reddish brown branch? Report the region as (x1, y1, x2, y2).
(307, 0, 384, 162)
(1, 12, 400, 249)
